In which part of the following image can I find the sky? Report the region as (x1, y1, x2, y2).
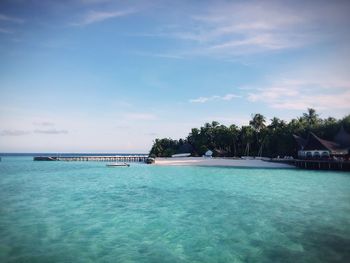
(0, 0, 350, 153)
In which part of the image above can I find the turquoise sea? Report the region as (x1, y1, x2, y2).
(0, 157, 349, 262)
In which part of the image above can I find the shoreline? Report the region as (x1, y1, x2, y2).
(154, 157, 295, 168)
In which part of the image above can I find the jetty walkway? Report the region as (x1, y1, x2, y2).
(33, 156, 350, 170)
(294, 159, 350, 171)
(270, 159, 350, 171)
(34, 155, 149, 163)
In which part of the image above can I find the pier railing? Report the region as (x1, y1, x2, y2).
(270, 158, 350, 171)
(294, 159, 350, 171)
(34, 155, 149, 163)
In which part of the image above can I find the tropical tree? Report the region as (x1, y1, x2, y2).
(240, 126, 255, 156)
(149, 138, 179, 157)
(269, 117, 286, 131)
(149, 109, 348, 158)
(211, 121, 220, 128)
(228, 124, 239, 156)
(249, 113, 266, 132)
(249, 113, 267, 155)
(342, 114, 350, 131)
(302, 108, 319, 127)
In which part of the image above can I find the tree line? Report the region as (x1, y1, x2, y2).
(149, 109, 350, 158)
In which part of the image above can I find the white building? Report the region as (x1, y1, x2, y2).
(204, 150, 213, 157)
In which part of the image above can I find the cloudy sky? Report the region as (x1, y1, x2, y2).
(1, 0, 350, 153)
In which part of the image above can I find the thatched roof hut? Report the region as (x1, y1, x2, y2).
(294, 127, 350, 157)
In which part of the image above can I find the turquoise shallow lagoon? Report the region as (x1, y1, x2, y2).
(0, 157, 349, 262)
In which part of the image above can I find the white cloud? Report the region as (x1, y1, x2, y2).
(221, 94, 240, 100)
(244, 52, 350, 115)
(71, 9, 135, 26)
(0, 128, 68, 135)
(0, 130, 30, 136)
(271, 91, 350, 110)
(246, 78, 350, 111)
(247, 86, 299, 102)
(190, 93, 241, 103)
(33, 121, 55, 127)
(189, 97, 210, 103)
(0, 14, 24, 24)
(146, 1, 349, 57)
(34, 129, 68, 134)
(0, 28, 13, 34)
(208, 33, 305, 54)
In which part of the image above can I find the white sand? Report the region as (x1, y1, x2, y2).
(154, 157, 294, 168)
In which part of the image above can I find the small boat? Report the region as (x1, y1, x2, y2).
(106, 162, 130, 167)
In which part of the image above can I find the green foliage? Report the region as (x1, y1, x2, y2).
(149, 138, 180, 157)
(149, 109, 350, 158)
(302, 108, 320, 127)
(249, 113, 266, 132)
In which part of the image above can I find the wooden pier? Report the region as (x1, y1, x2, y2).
(34, 155, 149, 163)
(269, 159, 350, 171)
(294, 159, 350, 171)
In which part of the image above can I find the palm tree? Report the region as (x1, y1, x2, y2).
(249, 114, 266, 155)
(269, 117, 285, 131)
(240, 126, 254, 156)
(249, 113, 266, 132)
(302, 108, 319, 127)
(211, 121, 220, 128)
(204, 122, 212, 129)
(229, 124, 239, 156)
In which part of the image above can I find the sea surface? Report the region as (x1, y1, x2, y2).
(0, 157, 349, 262)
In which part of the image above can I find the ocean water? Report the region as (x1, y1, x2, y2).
(0, 157, 349, 262)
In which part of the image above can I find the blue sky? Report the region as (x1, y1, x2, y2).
(1, 0, 350, 153)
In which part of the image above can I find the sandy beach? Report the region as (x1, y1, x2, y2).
(154, 157, 295, 168)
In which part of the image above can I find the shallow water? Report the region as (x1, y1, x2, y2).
(0, 157, 349, 262)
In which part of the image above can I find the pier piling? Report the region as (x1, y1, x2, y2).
(33, 155, 149, 163)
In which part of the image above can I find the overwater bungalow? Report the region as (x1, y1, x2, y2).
(294, 126, 350, 160)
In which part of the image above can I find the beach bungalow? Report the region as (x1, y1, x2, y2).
(294, 127, 350, 159)
(204, 150, 213, 157)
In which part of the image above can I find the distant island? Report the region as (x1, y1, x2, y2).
(149, 108, 350, 158)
